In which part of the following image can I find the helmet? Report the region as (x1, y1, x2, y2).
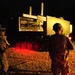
(53, 23, 63, 32)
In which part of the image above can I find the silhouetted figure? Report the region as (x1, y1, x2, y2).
(0, 24, 10, 75)
(49, 23, 74, 75)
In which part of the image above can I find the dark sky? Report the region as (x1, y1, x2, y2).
(0, 0, 75, 23)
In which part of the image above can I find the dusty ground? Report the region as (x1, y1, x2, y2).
(6, 48, 51, 75)
(5, 46, 75, 75)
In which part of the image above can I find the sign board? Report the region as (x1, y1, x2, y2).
(46, 16, 70, 36)
(18, 17, 44, 32)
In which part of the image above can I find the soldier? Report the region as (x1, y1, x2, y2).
(0, 25, 10, 75)
(49, 23, 74, 75)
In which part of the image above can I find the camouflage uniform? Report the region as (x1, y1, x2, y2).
(0, 31, 10, 75)
(49, 23, 74, 75)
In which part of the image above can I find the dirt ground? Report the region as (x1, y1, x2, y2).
(5, 42, 75, 75)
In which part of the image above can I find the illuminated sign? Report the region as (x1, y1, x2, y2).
(18, 17, 44, 32)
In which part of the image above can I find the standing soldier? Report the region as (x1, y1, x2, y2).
(49, 23, 74, 75)
(0, 24, 10, 75)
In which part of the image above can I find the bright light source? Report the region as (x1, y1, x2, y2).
(70, 24, 72, 33)
(69, 37, 72, 40)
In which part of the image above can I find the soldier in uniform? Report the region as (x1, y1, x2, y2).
(0, 25, 10, 75)
(49, 23, 74, 75)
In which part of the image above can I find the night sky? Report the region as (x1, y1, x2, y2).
(0, 0, 75, 23)
(0, 0, 75, 16)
